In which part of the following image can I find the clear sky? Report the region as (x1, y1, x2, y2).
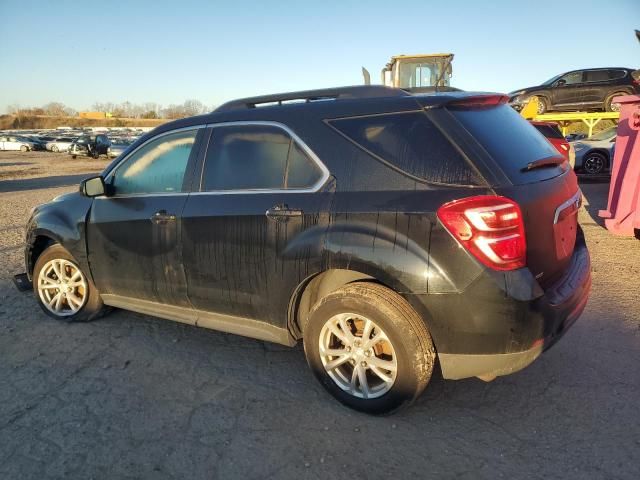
(1, 0, 638, 114)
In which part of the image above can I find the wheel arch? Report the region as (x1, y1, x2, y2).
(26, 232, 59, 277)
(288, 269, 380, 339)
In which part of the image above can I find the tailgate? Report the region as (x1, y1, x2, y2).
(495, 171, 580, 288)
(446, 101, 581, 288)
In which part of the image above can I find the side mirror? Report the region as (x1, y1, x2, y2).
(556, 79, 567, 87)
(80, 175, 106, 197)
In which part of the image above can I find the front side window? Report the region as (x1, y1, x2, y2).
(112, 129, 197, 195)
(202, 124, 323, 191)
(560, 71, 583, 85)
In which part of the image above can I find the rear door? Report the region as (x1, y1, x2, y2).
(583, 69, 612, 105)
(87, 127, 205, 306)
(181, 122, 331, 325)
(449, 103, 580, 288)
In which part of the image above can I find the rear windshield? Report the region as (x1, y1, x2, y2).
(329, 111, 481, 185)
(450, 105, 563, 184)
(532, 123, 564, 139)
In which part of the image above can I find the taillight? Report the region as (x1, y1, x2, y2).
(437, 196, 526, 271)
(560, 143, 569, 151)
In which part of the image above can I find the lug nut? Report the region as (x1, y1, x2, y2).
(361, 361, 367, 367)
(346, 346, 351, 352)
(364, 351, 371, 357)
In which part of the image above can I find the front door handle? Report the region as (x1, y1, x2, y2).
(150, 210, 176, 225)
(266, 204, 303, 221)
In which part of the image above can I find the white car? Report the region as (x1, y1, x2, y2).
(0, 135, 36, 152)
(46, 137, 76, 153)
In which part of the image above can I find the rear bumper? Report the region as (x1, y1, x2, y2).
(410, 230, 591, 380)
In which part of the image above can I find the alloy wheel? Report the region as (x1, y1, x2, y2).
(37, 259, 88, 316)
(583, 154, 605, 175)
(318, 313, 397, 399)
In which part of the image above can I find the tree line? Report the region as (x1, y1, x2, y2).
(6, 99, 215, 120)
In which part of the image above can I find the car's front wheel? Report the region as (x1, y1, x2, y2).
(582, 151, 607, 175)
(534, 96, 548, 114)
(33, 244, 107, 322)
(51, 145, 59, 153)
(303, 282, 436, 414)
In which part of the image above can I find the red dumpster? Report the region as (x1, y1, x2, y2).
(598, 94, 640, 237)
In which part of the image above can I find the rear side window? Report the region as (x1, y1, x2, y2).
(329, 112, 480, 185)
(451, 105, 561, 184)
(202, 124, 324, 191)
(586, 70, 609, 82)
(608, 69, 627, 80)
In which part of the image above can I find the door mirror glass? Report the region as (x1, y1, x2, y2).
(81, 175, 106, 197)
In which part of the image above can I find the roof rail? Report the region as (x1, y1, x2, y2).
(214, 85, 409, 112)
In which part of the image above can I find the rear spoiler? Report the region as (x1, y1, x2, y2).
(444, 94, 509, 109)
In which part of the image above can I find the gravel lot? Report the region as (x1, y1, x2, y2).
(1, 151, 639, 479)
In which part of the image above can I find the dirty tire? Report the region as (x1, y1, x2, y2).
(605, 92, 626, 112)
(303, 282, 435, 415)
(534, 96, 548, 114)
(33, 244, 107, 323)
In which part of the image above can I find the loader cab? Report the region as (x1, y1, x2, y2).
(382, 54, 454, 89)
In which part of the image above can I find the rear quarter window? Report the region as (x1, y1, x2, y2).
(451, 104, 563, 185)
(328, 111, 481, 185)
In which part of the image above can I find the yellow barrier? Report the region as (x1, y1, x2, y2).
(532, 111, 620, 136)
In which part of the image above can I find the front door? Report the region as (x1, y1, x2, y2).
(181, 123, 331, 326)
(87, 127, 204, 306)
(552, 71, 586, 108)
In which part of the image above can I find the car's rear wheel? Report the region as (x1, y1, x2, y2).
(20, 145, 28, 152)
(582, 151, 607, 175)
(605, 92, 626, 112)
(51, 145, 59, 153)
(33, 244, 107, 322)
(303, 282, 436, 414)
(534, 96, 548, 114)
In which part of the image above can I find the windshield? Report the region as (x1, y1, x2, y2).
(542, 73, 563, 85)
(588, 126, 617, 141)
(396, 60, 450, 88)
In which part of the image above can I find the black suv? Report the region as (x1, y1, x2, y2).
(509, 67, 639, 113)
(68, 134, 111, 159)
(20, 86, 591, 414)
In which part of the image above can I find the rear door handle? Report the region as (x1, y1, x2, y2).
(266, 204, 303, 221)
(150, 210, 176, 225)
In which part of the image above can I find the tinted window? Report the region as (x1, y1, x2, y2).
(452, 105, 562, 185)
(112, 129, 197, 195)
(586, 70, 609, 82)
(532, 123, 564, 139)
(286, 142, 323, 188)
(608, 69, 626, 80)
(560, 71, 583, 85)
(202, 125, 323, 191)
(329, 112, 480, 185)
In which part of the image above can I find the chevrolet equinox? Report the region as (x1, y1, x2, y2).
(20, 86, 591, 414)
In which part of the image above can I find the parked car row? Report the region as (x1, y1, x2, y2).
(0, 129, 140, 159)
